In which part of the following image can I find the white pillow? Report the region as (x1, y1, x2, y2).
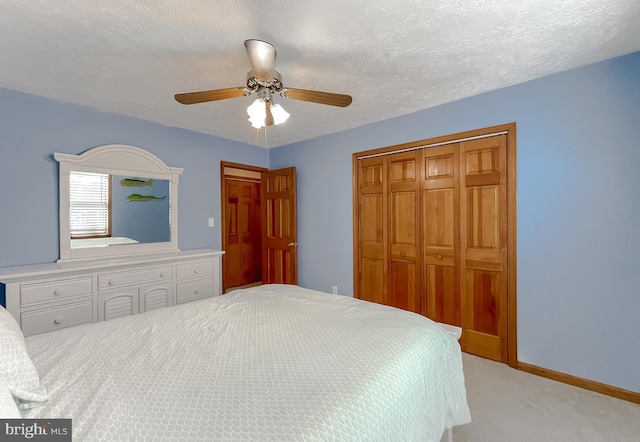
(0, 307, 48, 409)
(0, 380, 21, 418)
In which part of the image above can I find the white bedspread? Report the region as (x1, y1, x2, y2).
(24, 284, 470, 441)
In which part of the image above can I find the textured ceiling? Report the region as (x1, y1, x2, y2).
(1, 0, 639, 148)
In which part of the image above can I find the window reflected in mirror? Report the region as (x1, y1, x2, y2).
(69, 171, 171, 249)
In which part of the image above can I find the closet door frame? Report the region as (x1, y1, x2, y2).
(220, 161, 268, 293)
(352, 122, 518, 368)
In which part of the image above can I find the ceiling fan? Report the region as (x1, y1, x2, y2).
(174, 39, 353, 129)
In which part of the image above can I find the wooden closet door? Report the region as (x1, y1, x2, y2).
(387, 151, 420, 313)
(356, 157, 387, 305)
(422, 145, 461, 325)
(355, 124, 516, 366)
(251, 181, 262, 282)
(225, 180, 243, 288)
(460, 135, 508, 362)
(225, 180, 261, 287)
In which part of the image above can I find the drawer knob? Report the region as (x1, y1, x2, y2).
(108, 280, 114, 286)
(194, 289, 200, 294)
(160, 272, 166, 277)
(53, 318, 62, 325)
(53, 289, 62, 296)
(193, 269, 199, 274)
(436, 254, 443, 260)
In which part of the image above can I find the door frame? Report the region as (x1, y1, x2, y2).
(352, 122, 518, 368)
(220, 161, 268, 293)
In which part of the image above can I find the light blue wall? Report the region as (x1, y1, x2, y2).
(111, 176, 171, 243)
(0, 88, 269, 267)
(271, 51, 640, 393)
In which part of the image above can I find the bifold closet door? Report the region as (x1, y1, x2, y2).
(356, 151, 420, 313)
(422, 145, 461, 326)
(387, 151, 420, 313)
(356, 157, 387, 305)
(355, 127, 514, 364)
(459, 135, 508, 362)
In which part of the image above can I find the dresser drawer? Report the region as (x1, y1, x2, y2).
(176, 279, 214, 304)
(21, 300, 93, 336)
(98, 266, 172, 290)
(176, 260, 214, 280)
(21, 277, 92, 307)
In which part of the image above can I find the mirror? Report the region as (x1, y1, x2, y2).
(69, 173, 171, 249)
(56, 145, 183, 263)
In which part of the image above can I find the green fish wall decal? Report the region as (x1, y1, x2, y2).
(120, 178, 155, 187)
(127, 194, 166, 202)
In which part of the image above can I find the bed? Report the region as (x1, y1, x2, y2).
(70, 236, 139, 249)
(3, 284, 470, 441)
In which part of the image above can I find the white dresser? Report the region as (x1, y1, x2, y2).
(0, 249, 223, 336)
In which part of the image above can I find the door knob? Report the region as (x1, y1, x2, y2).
(288, 242, 298, 247)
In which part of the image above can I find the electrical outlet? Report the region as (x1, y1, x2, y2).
(332, 286, 338, 294)
(208, 218, 214, 227)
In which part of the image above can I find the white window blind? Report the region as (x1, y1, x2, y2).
(70, 171, 110, 237)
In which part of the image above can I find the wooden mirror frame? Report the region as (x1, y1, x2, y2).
(55, 144, 183, 263)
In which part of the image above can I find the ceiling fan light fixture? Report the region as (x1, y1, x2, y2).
(247, 98, 267, 128)
(247, 98, 289, 129)
(270, 103, 290, 125)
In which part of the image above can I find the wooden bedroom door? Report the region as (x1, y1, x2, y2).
(262, 167, 298, 284)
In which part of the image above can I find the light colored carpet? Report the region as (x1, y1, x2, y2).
(453, 354, 640, 442)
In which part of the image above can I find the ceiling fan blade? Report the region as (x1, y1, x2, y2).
(244, 39, 276, 83)
(174, 87, 247, 105)
(282, 88, 352, 107)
